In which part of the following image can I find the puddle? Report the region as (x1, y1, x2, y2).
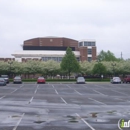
(90, 112, 98, 118)
(95, 119, 109, 122)
(88, 118, 109, 123)
(34, 121, 46, 124)
(107, 110, 117, 114)
(10, 115, 21, 118)
(67, 115, 79, 123)
(69, 120, 78, 123)
(67, 115, 76, 119)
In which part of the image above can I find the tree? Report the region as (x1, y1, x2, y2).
(43, 60, 60, 79)
(80, 61, 96, 75)
(98, 50, 118, 61)
(92, 62, 106, 77)
(60, 47, 80, 79)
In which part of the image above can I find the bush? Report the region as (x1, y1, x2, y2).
(10, 78, 110, 82)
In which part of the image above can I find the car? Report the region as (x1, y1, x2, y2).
(76, 77, 85, 84)
(110, 77, 121, 84)
(37, 77, 46, 84)
(122, 75, 130, 83)
(0, 78, 6, 86)
(13, 76, 22, 84)
(1, 75, 9, 83)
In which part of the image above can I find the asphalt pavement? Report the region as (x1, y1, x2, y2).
(0, 83, 130, 130)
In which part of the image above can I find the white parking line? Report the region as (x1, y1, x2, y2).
(0, 96, 6, 99)
(60, 97, 67, 104)
(20, 85, 24, 88)
(52, 85, 55, 88)
(67, 85, 82, 95)
(74, 89, 82, 95)
(82, 85, 88, 88)
(11, 89, 18, 94)
(29, 97, 34, 104)
(55, 89, 59, 95)
(66, 85, 71, 88)
(93, 89, 107, 96)
(76, 113, 95, 130)
(111, 89, 128, 96)
(94, 85, 107, 89)
(13, 113, 25, 130)
(34, 85, 39, 94)
(34, 89, 37, 94)
(88, 97, 107, 105)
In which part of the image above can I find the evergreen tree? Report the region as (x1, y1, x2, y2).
(60, 47, 80, 79)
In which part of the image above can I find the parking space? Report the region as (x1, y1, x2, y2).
(0, 83, 130, 130)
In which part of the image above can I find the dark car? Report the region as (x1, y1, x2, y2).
(1, 75, 9, 83)
(13, 76, 22, 84)
(122, 75, 130, 83)
(76, 77, 85, 84)
(37, 77, 46, 84)
(0, 78, 6, 86)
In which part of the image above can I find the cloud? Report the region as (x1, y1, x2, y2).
(0, 0, 130, 59)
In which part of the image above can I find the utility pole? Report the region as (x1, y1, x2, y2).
(121, 52, 123, 59)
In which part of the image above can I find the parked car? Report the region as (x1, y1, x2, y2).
(37, 77, 46, 84)
(1, 75, 9, 83)
(76, 77, 85, 84)
(13, 76, 22, 84)
(122, 75, 130, 83)
(0, 78, 6, 86)
(110, 77, 121, 84)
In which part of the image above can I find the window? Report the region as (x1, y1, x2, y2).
(88, 42, 91, 46)
(42, 57, 63, 62)
(79, 42, 83, 47)
(83, 41, 95, 46)
(52, 57, 57, 61)
(88, 49, 92, 54)
(76, 57, 80, 61)
(58, 57, 62, 62)
(42, 57, 48, 61)
(84, 42, 88, 46)
(91, 42, 95, 46)
(88, 57, 92, 62)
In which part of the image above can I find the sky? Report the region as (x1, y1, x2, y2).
(0, 0, 130, 59)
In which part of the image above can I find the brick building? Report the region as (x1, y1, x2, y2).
(12, 37, 97, 62)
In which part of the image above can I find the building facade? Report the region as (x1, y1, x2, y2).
(12, 37, 97, 62)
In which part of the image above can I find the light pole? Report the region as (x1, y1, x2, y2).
(111, 63, 116, 76)
(96, 56, 101, 77)
(8, 60, 13, 78)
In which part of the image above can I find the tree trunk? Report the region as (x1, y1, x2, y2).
(68, 71, 70, 80)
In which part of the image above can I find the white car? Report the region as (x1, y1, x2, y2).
(111, 77, 121, 84)
(76, 77, 85, 84)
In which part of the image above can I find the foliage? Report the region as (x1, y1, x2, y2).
(80, 61, 96, 75)
(0, 54, 130, 78)
(98, 50, 118, 61)
(60, 47, 80, 79)
(92, 62, 107, 76)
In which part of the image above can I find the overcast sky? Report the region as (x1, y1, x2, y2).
(0, 0, 130, 59)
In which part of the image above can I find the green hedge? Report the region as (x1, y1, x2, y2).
(9, 78, 110, 82)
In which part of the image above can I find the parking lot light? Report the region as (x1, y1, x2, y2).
(111, 63, 116, 76)
(8, 60, 13, 78)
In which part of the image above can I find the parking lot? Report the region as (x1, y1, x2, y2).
(0, 83, 130, 130)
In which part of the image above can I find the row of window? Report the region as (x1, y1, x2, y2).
(88, 49, 92, 54)
(42, 57, 80, 62)
(42, 57, 63, 62)
(79, 42, 95, 47)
